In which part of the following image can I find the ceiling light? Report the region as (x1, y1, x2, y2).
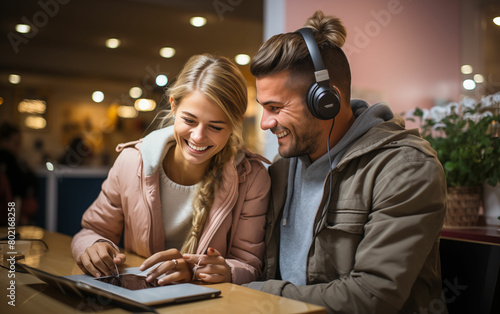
(129, 87, 142, 98)
(156, 75, 168, 86)
(15, 24, 30, 33)
(134, 98, 156, 111)
(460, 65, 473, 75)
(18, 99, 47, 114)
(190, 16, 207, 27)
(25, 116, 47, 129)
(463, 79, 476, 90)
(105, 38, 121, 49)
(159, 47, 176, 58)
(92, 91, 104, 103)
(494, 16, 500, 26)
(235, 54, 251, 65)
(474, 74, 484, 83)
(8, 74, 21, 84)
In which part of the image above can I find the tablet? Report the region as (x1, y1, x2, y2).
(17, 263, 221, 309)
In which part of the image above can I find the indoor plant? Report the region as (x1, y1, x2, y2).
(406, 92, 500, 226)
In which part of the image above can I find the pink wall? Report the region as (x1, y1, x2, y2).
(285, 0, 461, 116)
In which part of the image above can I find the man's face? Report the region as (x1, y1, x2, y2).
(256, 71, 324, 160)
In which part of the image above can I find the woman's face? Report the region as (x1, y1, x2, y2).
(172, 90, 232, 167)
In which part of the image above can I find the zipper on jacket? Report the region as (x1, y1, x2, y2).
(307, 169, 335, 284)
(139, 161, 155, 255)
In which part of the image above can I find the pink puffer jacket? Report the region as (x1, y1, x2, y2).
(71, 127, 271, 284)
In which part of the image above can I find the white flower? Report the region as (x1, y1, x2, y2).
(463, 112, 481, 123)
(494, 94, 500, 103)
(481, 92, 500, 108)
(421, 108, 430, 121)
(430, 105, 451, 123)
(461, 97, 477, 110)
(432, 122, 446, 130)
(405, 108, 430, 121)
(480, 111, 493, 118)
(406, 108, 416, 118)
(445, 102, 460, 115)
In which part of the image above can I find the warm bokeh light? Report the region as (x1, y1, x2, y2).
(25, 116, 47, 129)
(463, 79, 476, 90)
(0, 97, 3, 106)
(129, 87, 142, 98)
(156, 75, 168, 86)
(15, 24, 30, 33)
(8, 74, 21, 84)
(92, 91, 104, 103)
(461, 65, 473, 74)
(159, 47, 176, 58)
(494, 16, 500, 26)
(190, 16, 207, 27)
(473, 74, 484, 83)
(117, 105, 138, 118)
(18, 99, 47, 114)
(235, 54, 251, 65)
(134, 98, 156, 111)
(105, 38, 121, 49)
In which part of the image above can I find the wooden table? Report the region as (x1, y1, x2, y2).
(0, 226, 326, 313)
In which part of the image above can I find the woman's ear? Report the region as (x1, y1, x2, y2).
(169, 96, 176, 113)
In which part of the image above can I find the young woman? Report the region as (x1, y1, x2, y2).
(71, 54, 271, 285)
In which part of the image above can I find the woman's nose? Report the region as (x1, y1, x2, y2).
(190, 124, 206, 142)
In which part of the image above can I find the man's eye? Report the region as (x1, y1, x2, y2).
(269, 106, 279, 113)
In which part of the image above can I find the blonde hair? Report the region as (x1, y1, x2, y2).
(159, 54, 247, 254)
(250, 10, 351, 103)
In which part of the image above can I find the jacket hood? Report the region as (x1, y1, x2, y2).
(140, 126, 175, 176)
(337, 110, 437, 171)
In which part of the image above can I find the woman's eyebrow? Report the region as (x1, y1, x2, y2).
(181, 111, 228, 124)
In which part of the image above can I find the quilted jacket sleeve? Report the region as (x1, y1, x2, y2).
(226, 158, 271, 284)
(70, 149, 132, 260)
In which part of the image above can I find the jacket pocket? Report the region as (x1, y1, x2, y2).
(307, 207, 368, 284)
(326, 210, 367, 234)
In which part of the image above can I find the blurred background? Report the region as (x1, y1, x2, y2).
(0, 0, 499, 234)
(0, 0, 265, 169)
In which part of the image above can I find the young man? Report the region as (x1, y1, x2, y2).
(247, 11, 447, 313)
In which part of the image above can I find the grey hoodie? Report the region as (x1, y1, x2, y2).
(279, 100, 394, 285)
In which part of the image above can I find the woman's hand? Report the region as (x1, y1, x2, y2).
(76, 241, 126, 277)
(183, 247, 231, 283)
(139, 249, 191, 285)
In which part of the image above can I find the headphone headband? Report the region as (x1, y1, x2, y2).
(296, 27, 340, 120)
(297, 28, 330, 84)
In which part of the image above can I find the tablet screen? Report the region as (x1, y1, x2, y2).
(95, 274, 159, 290)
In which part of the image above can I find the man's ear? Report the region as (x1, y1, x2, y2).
(332, 85, 342, 106)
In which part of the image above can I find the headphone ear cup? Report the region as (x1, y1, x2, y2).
(307, 83, 340, 120)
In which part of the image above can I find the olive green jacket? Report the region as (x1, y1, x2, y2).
(257, 115, 447, 313)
